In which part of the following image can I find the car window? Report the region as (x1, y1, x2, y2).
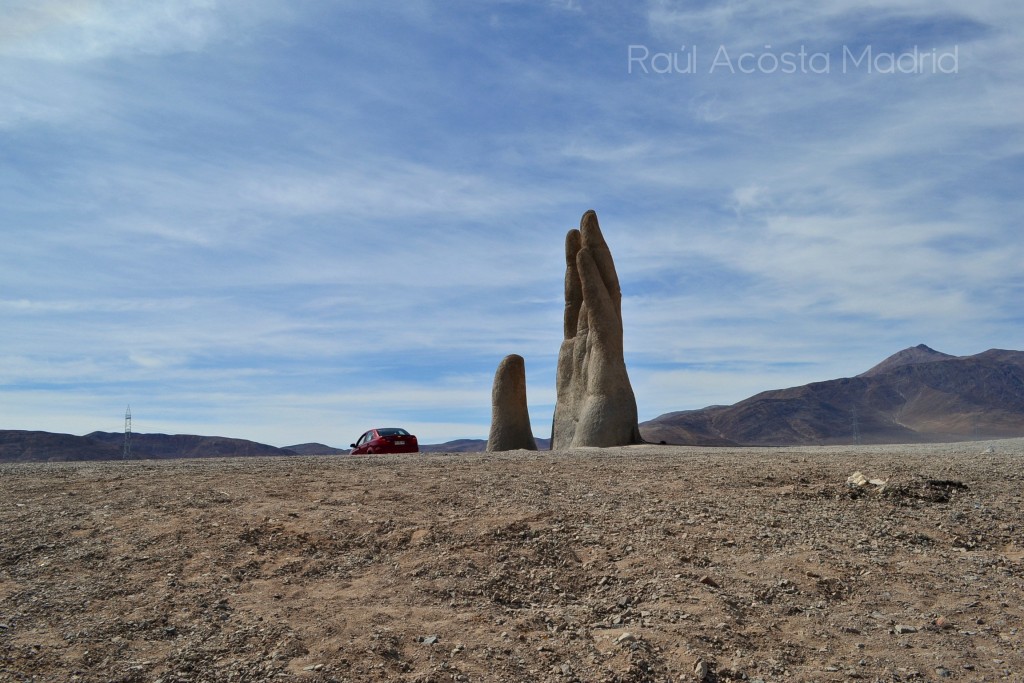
(377, 428, 409, 436)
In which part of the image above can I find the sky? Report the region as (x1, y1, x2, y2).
(1, 1, 1022, 448)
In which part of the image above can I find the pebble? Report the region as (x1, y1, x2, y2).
(894, 624, 918, 634)
(698, 575, 720, 588)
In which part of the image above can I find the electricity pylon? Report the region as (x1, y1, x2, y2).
(123, 405, 132, 460)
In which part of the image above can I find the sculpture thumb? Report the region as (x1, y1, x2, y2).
(486, 354, 538, 452)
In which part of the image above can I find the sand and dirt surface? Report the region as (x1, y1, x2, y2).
(2, 440, 1022, 682)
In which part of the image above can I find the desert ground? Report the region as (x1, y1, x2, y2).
(1, 440, 1022, 683)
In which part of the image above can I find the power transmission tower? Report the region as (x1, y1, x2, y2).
(123, 405, 132, 460)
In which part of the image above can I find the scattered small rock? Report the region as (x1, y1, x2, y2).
(847, 471, 887, 490)
(894, 624, 918, 634)
(698, 575, 719, 588)
(693, 658, 710, 681)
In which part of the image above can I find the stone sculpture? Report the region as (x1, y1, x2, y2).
(551, 210, 641, 448)
(486, 354, 538, 452)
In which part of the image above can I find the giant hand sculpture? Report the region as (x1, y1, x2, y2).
(551, 210, 641, 449)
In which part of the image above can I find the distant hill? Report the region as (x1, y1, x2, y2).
(641, 346, 1024, 446)
(419, 439, 486, 453)
(0, 431, 298, 463)
(0, 431, 558, 462)
(0, 431, 122, 463)
(285, 442, 349, 456)
(419, 437, 551, 453)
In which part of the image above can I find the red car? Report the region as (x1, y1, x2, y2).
(349, 427, 419, 455)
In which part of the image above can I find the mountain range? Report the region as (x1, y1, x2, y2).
(2, 345, 1021, 461)
(640, 345, 1024, 446)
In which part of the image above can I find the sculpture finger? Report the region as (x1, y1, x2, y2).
(577, 246, 620, 347)
(579, 210, 621, 318)
(563, 228, 583, 339)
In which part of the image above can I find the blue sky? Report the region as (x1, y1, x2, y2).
(2, 1, 1021, 447)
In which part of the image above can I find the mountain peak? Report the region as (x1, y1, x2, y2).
(858, 344, 957, 378)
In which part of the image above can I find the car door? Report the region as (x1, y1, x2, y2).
(353, 431, 372, 454)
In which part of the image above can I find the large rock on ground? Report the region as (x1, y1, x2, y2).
(486, 354, 538, 452)
(551, 210, 641, 449)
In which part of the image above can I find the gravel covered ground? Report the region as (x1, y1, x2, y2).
(1, 440, 1022, 682)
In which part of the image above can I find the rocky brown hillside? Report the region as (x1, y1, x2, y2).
(641, 347, 1024, 446)
(0, 431, 121, 463)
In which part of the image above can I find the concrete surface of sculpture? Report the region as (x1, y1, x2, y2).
(551, 210, 641, 448)
(486, 354, 538, 452)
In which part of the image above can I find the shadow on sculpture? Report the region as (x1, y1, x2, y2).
(486, 210, 641, 451)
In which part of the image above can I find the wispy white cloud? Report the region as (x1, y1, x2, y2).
(0, 0, 286, 62)
(0, 296, 203, 314)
